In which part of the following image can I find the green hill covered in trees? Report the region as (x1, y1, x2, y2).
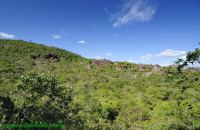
(0, 39, 200, 130)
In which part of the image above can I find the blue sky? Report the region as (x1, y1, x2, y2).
(0, 0, 200, 65)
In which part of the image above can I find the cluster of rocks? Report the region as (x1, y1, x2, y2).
(43, 53, 60, 62)
(30, 53, 60, 62)
(152, 64, 161, 71)
(138, 64, 146, 71)
(138, 64, 161, 72)
(92, 59, 113, 66)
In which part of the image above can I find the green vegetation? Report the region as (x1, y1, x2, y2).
(0, 39, 200, 130)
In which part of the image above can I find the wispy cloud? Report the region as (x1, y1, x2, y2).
(0, 32, 15, 39)
(140, 54, 154, 61)
(179, 55, 186, 60)
(95, 56, 103, 59)
(160, 63, 173, 67)
(127, 59, 135, 63)
(139, 49, 186, 63)
(52, 34, 61, 39)
(78, 40, 86, 44)
(112, 0, 157, 27)
(90, 23, 98, 29)
(156, 49, 186, 57)
(106, 52, 113, 57)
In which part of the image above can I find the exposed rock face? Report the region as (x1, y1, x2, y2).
(1, 44, 12, 49)
(139, 64, 146, 71)
(188, 67, 200, 71)
(30, 53, 60, 62)
(168, 64, 177, 69)
(92, 59, 113, 66)
(152, 64, 161, 71)
(30, 55, 38, 60)
(85, 64, 92, 70)
(43, 53, 60, 62)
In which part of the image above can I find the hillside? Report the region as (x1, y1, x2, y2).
(0, 39, 200, 130)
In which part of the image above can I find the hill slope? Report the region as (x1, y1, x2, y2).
(0, 40, 200, 130)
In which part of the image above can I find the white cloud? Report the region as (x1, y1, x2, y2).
(0, 32, 15, 39)
(78, 40, 86, 44)
(140, 54, 154, 61)
(112, 0, 157, 27)
(106, 52, 112, 57)
(160, 63, 173, 67)
(127, 59, 134, 63)
(52, 34, 61, 39)
(95, 56, 103, 59)
(138, 49, 186, 64)
(156, 49, 186, 57)
(180, 55, 186, 60)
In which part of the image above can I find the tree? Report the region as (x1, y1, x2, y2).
(176, 44, 200, 72)
(0, 73, 83, 129)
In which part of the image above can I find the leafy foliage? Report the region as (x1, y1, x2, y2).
(176, 44, 200, 72)
(1, 39, 200, 129)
